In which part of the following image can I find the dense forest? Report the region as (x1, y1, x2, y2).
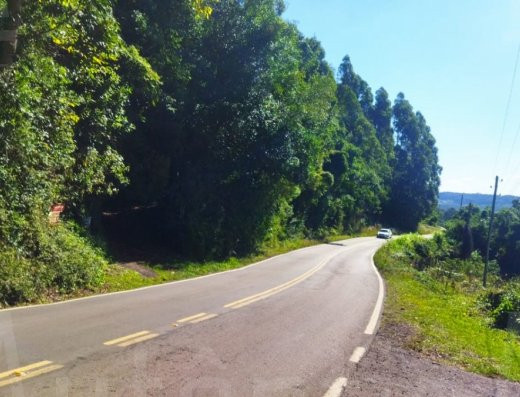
(0, 0, 442, 304)
(445, 202, 520, 277)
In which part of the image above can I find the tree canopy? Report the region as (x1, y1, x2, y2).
(0, 0, 443, 303)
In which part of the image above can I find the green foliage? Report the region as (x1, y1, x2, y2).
(0, 0, 443, 303)
(114, 0, 340, 258)
(20, 0, 149, 209)
(376, 238, 520, 381)
(36, 222, 107, 293)
(294, 56, 398, 236)
(0, 222, 107, 307)
(445, 201, 520, 277)
(0, 57, 75, 247)
(417, 223, 443, 235)
(382, 233, 493, 290)
(493, 200, 520, 276)
(111, 3, 439, 259)
(102, 236, 322, 292)
(387, 94, 442, 231)
(0, 250, 40, 305)
(0, 0, 152, 305)
(478, 278, 520, 332)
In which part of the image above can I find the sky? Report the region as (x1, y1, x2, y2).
(283, 0, 520, 196)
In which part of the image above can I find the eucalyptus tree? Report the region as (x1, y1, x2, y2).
(388, 93, 441, 230)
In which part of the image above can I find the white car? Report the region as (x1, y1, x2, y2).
(377, 228, 393, 239)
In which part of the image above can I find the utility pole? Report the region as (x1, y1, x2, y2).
(483, 176, 499, 287)
(459, 193, 464, 209)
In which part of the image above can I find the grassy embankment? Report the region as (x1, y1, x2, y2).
(417, 223, 444, 235)
(101, 226, 380, 293)
(375, 235, 520, 381)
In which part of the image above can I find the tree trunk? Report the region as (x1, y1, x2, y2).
(0, 0, 22, 67)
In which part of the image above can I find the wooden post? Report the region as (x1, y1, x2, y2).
(483, 176, 499, 287)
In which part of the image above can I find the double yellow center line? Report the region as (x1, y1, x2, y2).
(104, 330, 159, 347)
(224, 251, 341, 309)
(0, 361, 63, 388)
(176, 312, 218, 324)
(0, 248, 346, 390)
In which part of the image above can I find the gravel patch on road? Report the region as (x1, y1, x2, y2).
(345, 322, 520, 396)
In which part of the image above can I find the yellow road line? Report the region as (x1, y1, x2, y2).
(189, 313, 218, 324)
(0, 360, 52, 380)
(117, 333, 159, 347)
(225, 253, 337, 309)
(0, 363, 63, 388)
(103, 330, 151, 346)
(229, 265, 323, 309)
(224, 264, 319, 309)
(177, 312, 208, 323)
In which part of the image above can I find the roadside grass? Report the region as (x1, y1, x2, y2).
(1, 227, 381, 308)
(376, 237, 520, 381)
(101, 237, 323, 293)
(326, 225, 379, 242)
(101, 227, 380, 293)
(417, 223, 444, 235)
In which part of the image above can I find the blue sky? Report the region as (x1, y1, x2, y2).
(284, 0, 520, 196)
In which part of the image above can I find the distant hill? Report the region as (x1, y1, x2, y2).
(439, 192, 519, 211)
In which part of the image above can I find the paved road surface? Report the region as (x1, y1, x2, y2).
(0, 237, 386, 396)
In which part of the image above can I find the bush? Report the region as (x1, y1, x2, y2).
(392, 233, 450, 271)
(0, 221, 107, 307)
(479, 282, 520, 330)
(0, 249, 41, 305)
(381, 234, 497, 291)
(36, 222, 107, 293)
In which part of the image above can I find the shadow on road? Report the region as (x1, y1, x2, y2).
(326, 242, 347, 247)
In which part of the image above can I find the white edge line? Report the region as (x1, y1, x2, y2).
(0, 243, 322, 312)
(1, 237, 376, 313)
(225, 243, 374, 309)
(349, 346, 366, 363)
(364, 249, 385, 335)
(323, 377, 348, 397)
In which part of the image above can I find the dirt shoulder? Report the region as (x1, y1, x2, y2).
(345, 320, 520, 396)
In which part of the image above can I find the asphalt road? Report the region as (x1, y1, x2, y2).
(0, 237, 386, 397)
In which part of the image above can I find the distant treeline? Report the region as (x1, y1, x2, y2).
(440, 192, 520, 211)
(0, 1, 441, 303)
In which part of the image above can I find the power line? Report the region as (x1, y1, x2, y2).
(504, 158, 520, 196)
(493, 43, 520, 175)
(504, 120, 520, 172)
(501, 119, 520, 193)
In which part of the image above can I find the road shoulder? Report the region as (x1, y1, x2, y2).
(345, 319, 520, 396)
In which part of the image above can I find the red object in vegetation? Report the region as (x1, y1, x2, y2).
(49, 204, 65, 224)
(51, 204, 65, 213)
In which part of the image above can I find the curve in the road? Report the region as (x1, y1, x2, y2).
(0, 237, 386, 396)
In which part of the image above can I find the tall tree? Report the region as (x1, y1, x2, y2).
(388, 93, 441, 230)
(370, 87, 395, 164)
(493, 200, 520, 276)
(338, 55, 374, 117)
(112, 0, 338, 258)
